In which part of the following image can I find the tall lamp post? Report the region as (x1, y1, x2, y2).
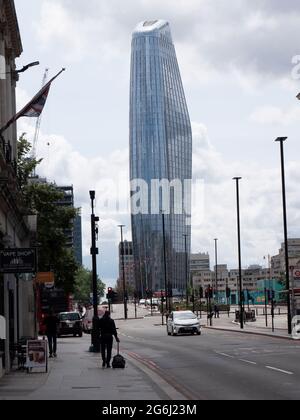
(162, 212, 169, 313)
(89, 191, 100, 352)
(183, 234, 189, 309)
(214, 239, 218, 304)
(233, 177, 244, 329)
(275, 137, 292, 335)
(118, 225, 128, 320)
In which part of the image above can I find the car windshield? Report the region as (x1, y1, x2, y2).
(60, 313, 80, 321)
(174, 313, 197, 320)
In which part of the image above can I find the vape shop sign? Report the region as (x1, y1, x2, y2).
(0, 248, 36, 274)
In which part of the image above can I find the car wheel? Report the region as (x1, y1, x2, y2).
(79, 331, 83, 338)
(197, 331, 201, 336)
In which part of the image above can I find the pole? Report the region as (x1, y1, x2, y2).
(162, 213, 168, 314)
(161, 290, 164, 326)
(89, 191, 100, 352)
(214, 239, 218, 304)
(119, 225, 128, 320)
(271, 297, 275, 333)
(183, 234, 189, 309)
(264, 286, 268, 327)
(275, 137, 292, 335)
(233, 177, 244, 329)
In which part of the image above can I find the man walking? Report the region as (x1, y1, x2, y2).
(98, 311, 120, 368)
(43, 310, 59, 358)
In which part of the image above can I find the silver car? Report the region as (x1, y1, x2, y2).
(167, 311, 201, 336)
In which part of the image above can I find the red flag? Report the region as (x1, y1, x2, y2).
(0, 68, 65, 134)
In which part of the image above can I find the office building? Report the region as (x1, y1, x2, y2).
(130, 20, 192, 295)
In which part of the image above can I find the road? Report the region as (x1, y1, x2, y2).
(117, 313, 300, 400)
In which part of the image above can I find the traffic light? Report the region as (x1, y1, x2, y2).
(226, 287, 231, 298)
(107, 287, 114, 300)
(268, 290, 275, 301)
(200, 287, 204, 299)
(107, 288, 118, 303)
(146, 289, 153, 299)
(205, 286, 213, 299)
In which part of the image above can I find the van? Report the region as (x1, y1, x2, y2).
(82, 306, 106, 334)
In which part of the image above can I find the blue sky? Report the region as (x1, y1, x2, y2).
(13, 0, 300, 287)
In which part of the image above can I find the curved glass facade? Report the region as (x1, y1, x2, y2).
(130, 20, 192, 296)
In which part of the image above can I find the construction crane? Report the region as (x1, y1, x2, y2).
(31, 68, 49, 162)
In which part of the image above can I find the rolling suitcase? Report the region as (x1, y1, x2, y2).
(112, 343, 126, 369)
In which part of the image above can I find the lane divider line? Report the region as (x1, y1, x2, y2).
(266, 366, 294, 375)
(239, 359, 257, 365)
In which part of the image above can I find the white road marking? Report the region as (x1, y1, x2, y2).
(216, 352, 235, 359)
(266, 366, 294, 375)
(239, 359, 257, 365)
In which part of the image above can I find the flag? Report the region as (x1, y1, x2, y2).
(0, 68, 65, 134)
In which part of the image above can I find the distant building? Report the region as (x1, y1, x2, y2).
(54, 185, 83, 266)
(117, 241, 135, 294)
(190, 253, 210, 274)
(271, 239, 300, 279)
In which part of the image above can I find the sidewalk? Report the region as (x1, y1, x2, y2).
(0, 334, 166, 400)
(202, 312, 293, 340)
(112, 303, 152, 320)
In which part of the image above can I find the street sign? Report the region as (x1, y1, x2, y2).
(293, 269, 300, 280)
(35, 272, 55, 284)
(0, 248, 36, 274)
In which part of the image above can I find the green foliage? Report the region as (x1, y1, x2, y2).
(17, 134, 42, 189)
(74, 267, 106, 304)
(17, 134, 80, 293)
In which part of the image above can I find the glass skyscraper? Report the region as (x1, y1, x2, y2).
(130, 20, 192, 296)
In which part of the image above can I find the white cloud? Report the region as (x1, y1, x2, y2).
(33, 0, 300, 87)
(249, 105, 300, 125)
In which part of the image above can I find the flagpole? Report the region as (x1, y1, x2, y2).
(0, 68, 66, 135)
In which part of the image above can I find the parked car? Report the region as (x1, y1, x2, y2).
(167, 311, 201, 336)
(57, 312, 83, 337)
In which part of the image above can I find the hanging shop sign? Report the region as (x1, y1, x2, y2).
(0, 248, 36, 274)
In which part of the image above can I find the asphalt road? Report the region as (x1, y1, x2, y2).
(117, 315, 300, 400)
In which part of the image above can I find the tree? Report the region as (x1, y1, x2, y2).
(74, 267, 106, 305)
(17, 133, 42, 190)
(17, 135, 79, 293)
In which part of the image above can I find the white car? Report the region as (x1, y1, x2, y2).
(167, 311, 201, 336)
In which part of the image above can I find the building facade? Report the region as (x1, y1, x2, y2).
(0, 0, 36, 375)
(117, 241, 135, 294)
(271, 239, 300, 280)
(190, 253, 210, 274)
(130, 20, 192, 296)
(56, 185, 83, 266)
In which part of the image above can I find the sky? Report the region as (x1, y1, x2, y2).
(13, 0, 300, 288)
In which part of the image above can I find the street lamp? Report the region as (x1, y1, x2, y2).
(118, 225, 128, 320)
(233, 177, 244, 329)
(183, 233, 189, 309)
(214, 239, 218, 304)
(275, 137, 292, 335)
(89, 191, 100, 352)
(15, 61, 40, 74)
(161, 212, 169, 313)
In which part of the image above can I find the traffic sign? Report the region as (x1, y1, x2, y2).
(293, 269, 300, 280)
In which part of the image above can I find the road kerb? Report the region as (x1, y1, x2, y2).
(204, 326, 295, 341)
